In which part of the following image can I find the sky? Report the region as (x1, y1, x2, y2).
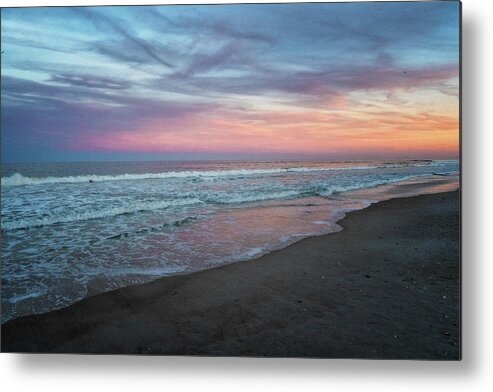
(1, 1, 460, 162)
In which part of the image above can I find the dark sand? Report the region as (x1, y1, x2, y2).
(1, 191, 460, 358)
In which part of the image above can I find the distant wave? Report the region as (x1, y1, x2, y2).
(317, 175, 428, 196)
(0, 163, 430, 187)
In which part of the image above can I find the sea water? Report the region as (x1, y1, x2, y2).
(1, 159, 459, 322)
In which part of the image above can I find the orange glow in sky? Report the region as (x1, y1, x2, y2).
(2, 3, 460, 161)
(79, 99, 459, 159)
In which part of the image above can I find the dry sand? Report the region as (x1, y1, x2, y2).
(1, 191, 460, 358)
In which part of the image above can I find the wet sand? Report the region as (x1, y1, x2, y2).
(1, 191, 460, 358)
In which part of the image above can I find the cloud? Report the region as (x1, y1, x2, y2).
(1, 2, 459, 161)
(150, 58, 458, 109)
(272, 1, 458, 52)
(73, 8, 174, 69)
(2, 75, 121, 106)
(1, 36, 77, 54)
(49, 73, 131, 90)
(175, 41, 255, 78)
(148, 8, 275, 45)
(1, 75, 218, 157)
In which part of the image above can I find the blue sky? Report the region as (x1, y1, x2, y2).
(1, 1, 460, 162)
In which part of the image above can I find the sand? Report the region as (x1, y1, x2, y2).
(1, 191, 460, 359)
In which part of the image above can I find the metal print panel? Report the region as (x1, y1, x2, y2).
(0, 1, 461, 358)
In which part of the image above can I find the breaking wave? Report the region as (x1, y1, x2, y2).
(1, 164, 417, 187)
(1, 174, 436, 231)
(1, 198, 202, 231)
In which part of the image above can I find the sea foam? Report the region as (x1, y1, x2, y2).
(1, 198, 202, 231)
(1, 173, 440, 231)
(0, 165, 403, 187)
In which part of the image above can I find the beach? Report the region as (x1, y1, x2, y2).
(0, 160, 459, 323)
(1, 190, 460, 358)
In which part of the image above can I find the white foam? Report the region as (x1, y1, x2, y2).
(1, 173, 443, 231)
(0, 164, 402, 187)
(8, 289, 46, 304)
(317, 174, 429, 197)
(208, 190, 301, 204)
(1, 198, 202, 231)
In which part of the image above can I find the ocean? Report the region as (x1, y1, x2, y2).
(1, 159, 459, 322)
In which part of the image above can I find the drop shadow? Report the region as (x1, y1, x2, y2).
(459, 7, 480, 374)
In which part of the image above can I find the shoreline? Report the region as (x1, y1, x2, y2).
(1, 190, 460, 358)
(0, 174, 458, 324)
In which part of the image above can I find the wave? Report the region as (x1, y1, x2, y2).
(203, 190, 302, 204)
(1, 198, 202, 231)
(1, 165, 457, 231)
(106, 216, 198, 240)
(0, 164, 413, 187)
(317, 174, 432, 197)
(1, 174, 432, 231)
(1, 190, 307, 231)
